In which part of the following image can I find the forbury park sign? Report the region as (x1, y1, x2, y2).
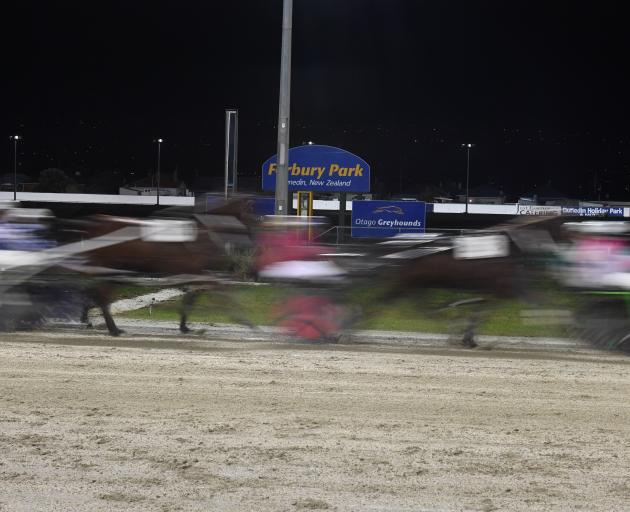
(261, 145, 370, 193)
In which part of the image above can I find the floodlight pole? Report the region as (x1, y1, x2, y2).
(463, 143, 473, 214)
(11, 135, 21, 201)
(224, 109, 239, 199)
(274, 0, 293, 215)
(155, 138, 163, 206)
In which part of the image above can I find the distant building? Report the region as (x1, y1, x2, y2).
(192, 175, 261, 194)
(0, 173, 38, 192)
(522, 184, 577, 206)
(119, 176, 192, 197)
(417, 184, 454, 203)
(517, 196, 537, 205)
(457, 184, 505, 205)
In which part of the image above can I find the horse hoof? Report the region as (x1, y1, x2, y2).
(180, 326, 191, 334)
(109, 329, 124, 337)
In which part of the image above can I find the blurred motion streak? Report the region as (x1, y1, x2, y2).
(5, 199, 630, 353)
(1, 197, 256, 334)
(255, 216, 354, 341)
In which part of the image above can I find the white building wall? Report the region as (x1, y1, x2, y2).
(1, 191, 194, 206)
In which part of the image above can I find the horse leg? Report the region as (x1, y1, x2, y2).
(93, 286, 124, 337)
(214, 289, 257, 329)
(101, 303, 123, 337)
(80, 301, 93, 328)
(462, 311, 479, 348)
(179, 289, 202, 333)
(440, 298, 484, 348)
(179, 286, 255, 332)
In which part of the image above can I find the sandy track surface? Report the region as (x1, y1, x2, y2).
(1, 333, 630, 511)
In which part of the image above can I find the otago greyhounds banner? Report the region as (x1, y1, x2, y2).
(352, 200, 427, 237)
(261, 145, 370, 192)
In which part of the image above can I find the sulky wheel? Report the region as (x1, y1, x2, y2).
(573, 296, 630, 352)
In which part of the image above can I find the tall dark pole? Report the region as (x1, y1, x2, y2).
(233, 111, 238, 193)
(10, 135, 21, 201)
(155, 138, 163, 206)
(224, 109, 238, 199)
(274, 0, 292, 215)
(463, 143, 473, 214)
(465, 146, 470, 213)
(224, 112, 230, 199)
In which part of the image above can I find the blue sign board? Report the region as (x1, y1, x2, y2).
(561, 206, 625, 217)
(352, 200, 427, 237)
(261, 145, 370, 192)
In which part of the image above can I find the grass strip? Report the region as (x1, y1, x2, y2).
(122, 283, 576, 337)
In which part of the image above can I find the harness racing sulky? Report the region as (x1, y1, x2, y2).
(3, 196, 630, 353)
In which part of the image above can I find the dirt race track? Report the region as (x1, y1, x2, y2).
(1, 331, 630, 511)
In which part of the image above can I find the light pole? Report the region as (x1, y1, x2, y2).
(10, 135, 21, 201)
(154, 138, 163, 205)
(462, 143, 474, 213)
(275, 0, 293, 215)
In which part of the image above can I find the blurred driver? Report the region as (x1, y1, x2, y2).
(255, 216, 345, 282)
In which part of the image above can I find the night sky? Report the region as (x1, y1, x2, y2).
(2, 1, 629, 199)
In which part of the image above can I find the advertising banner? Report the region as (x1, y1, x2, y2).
(561, 206, 624, 217)
(351, 200, 426, 237)
(517, 205, 562, 216)
(261, 145, 370, 193)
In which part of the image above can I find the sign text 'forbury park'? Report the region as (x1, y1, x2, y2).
(261, 145, 371, 193)
(266, 163, 365, 189)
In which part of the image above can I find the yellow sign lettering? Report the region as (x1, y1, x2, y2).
(269, 162, 363, 180)
(346, 164, 363, 177)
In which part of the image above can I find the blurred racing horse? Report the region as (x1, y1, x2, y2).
(68, 196, 256, 336)
(366, 216, 564, 346)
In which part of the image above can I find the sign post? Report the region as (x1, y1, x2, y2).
(339, 192, 347, 242)
(297, 191, 313, 216)
(274, 0, 293, 215)
(224, 109, 238, 198)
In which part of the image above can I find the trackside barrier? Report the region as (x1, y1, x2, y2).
(0, 191, 194, 206)
(3, 194, 627, 217)
(312, 226, 479, 247)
